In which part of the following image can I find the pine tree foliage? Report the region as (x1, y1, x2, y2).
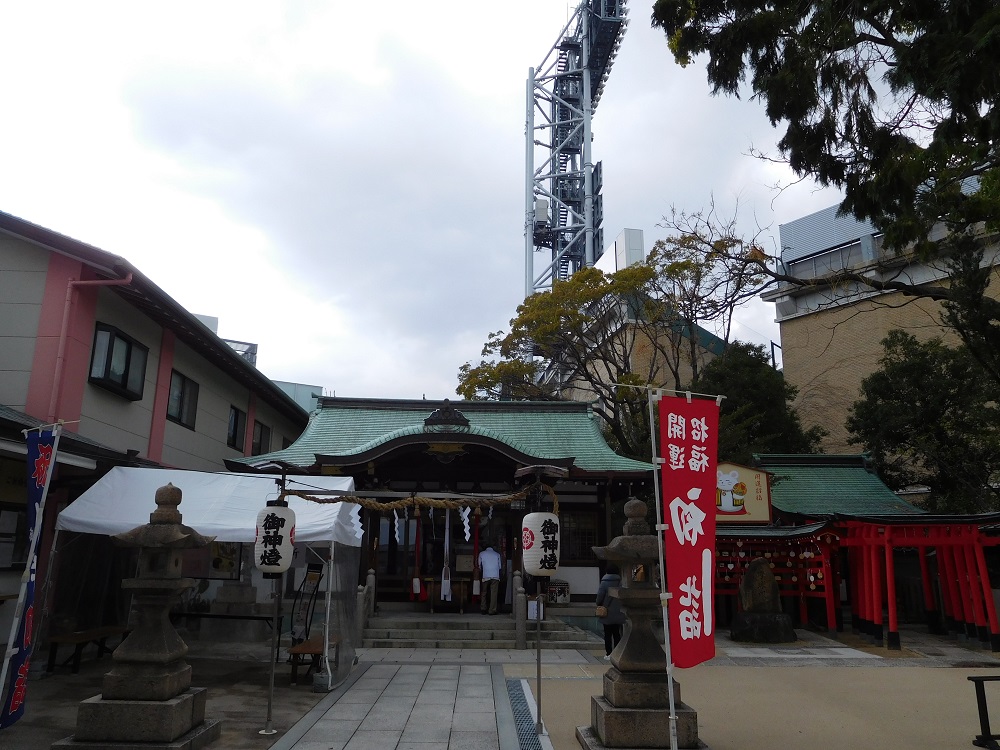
(847, 331, 1000, 513)
(652, 1, 1000, 386)
(693, 341, 824, 465)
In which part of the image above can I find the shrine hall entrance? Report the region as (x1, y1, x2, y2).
(367, 504, 519, 608)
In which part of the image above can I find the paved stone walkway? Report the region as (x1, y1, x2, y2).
(272, 626, 1000, 750)
(274, 662, 517, 750)
(8, 622, 996, 750)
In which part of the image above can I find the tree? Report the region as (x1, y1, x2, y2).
(456, 331, 555, 402)
(846, 331, 1000, 513)
(692, 342, 823, 465)
(652, 0, 1000, 249)
(651, 1, 1000, 385)
(457, 236, 764, 459)
(649, 203, 769, 381)
(457, 265, 668, 460)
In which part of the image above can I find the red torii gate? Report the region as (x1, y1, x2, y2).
(841, 517, 1000, 651)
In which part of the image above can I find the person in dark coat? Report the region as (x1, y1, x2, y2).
(596, 563, 626, 659)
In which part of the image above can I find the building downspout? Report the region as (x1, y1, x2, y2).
(47, 273, 134, 423)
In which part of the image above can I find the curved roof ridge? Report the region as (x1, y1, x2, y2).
(230, 397, 653, 475)
(315, 423, 540, 458)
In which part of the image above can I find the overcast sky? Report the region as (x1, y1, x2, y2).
(0, 2, 840, 399)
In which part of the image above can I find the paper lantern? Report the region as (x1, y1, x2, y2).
(522, 512, 559, 577)
(254, 504, 296, 574)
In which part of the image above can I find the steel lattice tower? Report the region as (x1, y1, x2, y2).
(524, 1, 629, 298)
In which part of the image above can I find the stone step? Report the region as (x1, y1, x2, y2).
(361, 611, 601, 650)
(362, 625, 601, 649)
(366, 617, 571, 632)
(363, 627, 591, 642)
(361, 637, 599, 650)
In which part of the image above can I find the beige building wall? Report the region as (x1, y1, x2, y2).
(161, 339, 251, 470)
(779, 286, 994, 453)
(78, 288, 163, 454)
(560, 324, 717, 409)
(252, 398, 302, 453)
(76, 289, 304, 469)
(160, 339, 303, 470)
(771, 203, 1000, 456)
(629, 326, 714, 391)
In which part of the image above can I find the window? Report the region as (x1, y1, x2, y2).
(0, 504, 28, 570)
(89, 324, 148, 400)
(560, 511, 599, 564)
(228, 406, 247, 449)
(787, 241, 864, 280)
(167, 370, 199, 429)
(251, 420, 271, 455)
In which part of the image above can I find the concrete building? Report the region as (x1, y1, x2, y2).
(0, 209, 310, 636)
(539, 226, 724, 406)
(761, 202, 1000, 452)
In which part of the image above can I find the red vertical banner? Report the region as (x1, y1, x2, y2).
(659, 395, 719, 668)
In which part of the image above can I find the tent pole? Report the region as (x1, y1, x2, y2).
(327, 539, 336, 690)
(259, 574, 281, 736)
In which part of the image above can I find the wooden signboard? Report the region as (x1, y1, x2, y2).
(715, 462, 771, 524)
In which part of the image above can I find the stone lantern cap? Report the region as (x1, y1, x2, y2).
(112, 483, 215, 549)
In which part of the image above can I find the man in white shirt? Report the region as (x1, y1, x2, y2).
(478, 543, 502, 615)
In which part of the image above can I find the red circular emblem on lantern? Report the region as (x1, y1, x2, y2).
(522, 528, 534, 550)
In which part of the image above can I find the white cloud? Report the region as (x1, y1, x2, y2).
(0, 1, 841, 399)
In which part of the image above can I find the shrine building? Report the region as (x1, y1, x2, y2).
(228, 397, 653, 604)
(718, 454, 1000, 651)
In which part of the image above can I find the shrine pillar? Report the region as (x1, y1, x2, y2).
(973, 536, 1000, 652)
(918, 547, 943, 634)
(962, 533, 988, 646)
(883, 528, 899, 650)
(952, 542, 977, 640)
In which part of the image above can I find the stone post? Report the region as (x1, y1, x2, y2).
(366, 568, 377, 616)
(355, 585, 367, 644)
(514, 570, 527, 649)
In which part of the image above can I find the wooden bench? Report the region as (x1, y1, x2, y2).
(47, 625, 128, 674)
(288, 634, 342, 685)
(169, 611, 283, 632)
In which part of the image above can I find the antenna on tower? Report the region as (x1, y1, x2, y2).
(524, 0, 629, 299)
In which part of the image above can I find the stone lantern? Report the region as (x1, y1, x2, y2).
(577, 497, 704, 749)
(54, 483, 221, 749)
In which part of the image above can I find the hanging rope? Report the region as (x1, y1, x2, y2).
(279, 480, 559, 515)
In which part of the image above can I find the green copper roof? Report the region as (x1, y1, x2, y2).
(716, 521, 831, 539)
(230, 398, 653, 476)
(755, 454, 924, 517)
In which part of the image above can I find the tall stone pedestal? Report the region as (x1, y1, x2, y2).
(53, 484, 222, 750)
(577, 667, 701, 749)
(578, 498, 707, 749)
(52, 688, 220, 750)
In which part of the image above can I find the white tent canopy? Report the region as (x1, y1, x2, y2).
(52, 467, 361, 690)
(56, 467, 361, 546)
